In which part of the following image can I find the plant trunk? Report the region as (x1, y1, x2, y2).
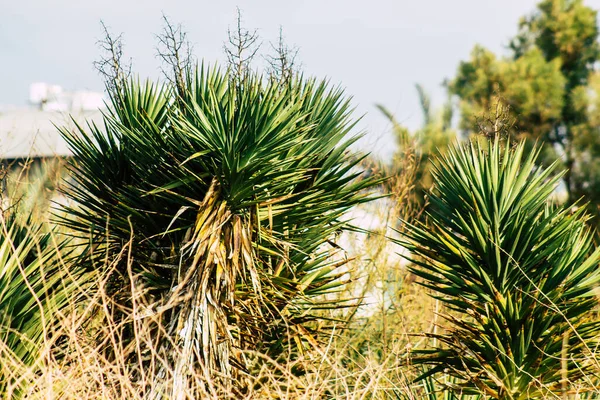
(150, 179, 259, 398)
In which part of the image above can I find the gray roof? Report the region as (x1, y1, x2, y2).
(0, 109, 103, 159)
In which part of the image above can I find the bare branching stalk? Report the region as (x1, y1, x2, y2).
(224, 8, 261, 83)
(476, 97, 516, 141)
(156, 15, 193, 99)
(94, 21, 130, 97)
(266, 27, 299, 85)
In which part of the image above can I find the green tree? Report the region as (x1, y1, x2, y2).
(399, 138, 600, 398)
(450, 0, 600, 207)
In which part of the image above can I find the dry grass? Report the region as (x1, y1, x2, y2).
(2, 152, 600, 399)
(0, 240, 424, 399)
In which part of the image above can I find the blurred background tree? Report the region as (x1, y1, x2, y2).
(376, 84, 455, 207)
(449, 0, 600, 212)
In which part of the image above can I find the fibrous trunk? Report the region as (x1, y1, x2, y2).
(154, 179, 263, 398)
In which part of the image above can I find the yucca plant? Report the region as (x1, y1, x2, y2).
(398, 138, 600, 398)
(0, 211, 84, 396)
(58, 65, 378, 393)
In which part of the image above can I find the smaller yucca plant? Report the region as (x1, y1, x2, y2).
(398, 138, 600, 399)
(0, 212, 84, 397)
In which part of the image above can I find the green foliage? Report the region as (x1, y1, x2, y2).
(0, 212, 84, 394)
(512, 0, 600, 92)
(450, 0, 600, 206)
(451, 47, 565, 140)
(399, 138, 600, 398)
(58, 65, 378, 386)
(569, 71, 600, 214)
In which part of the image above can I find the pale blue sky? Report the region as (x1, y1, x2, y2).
(2, 0, 599, 158)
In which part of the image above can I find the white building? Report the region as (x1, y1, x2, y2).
(0, 83, 105, 160)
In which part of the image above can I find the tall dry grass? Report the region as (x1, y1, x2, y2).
(0, 148, 436, 399)
(2, 148, 600, 399)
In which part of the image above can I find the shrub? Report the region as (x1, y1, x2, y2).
(399, 138, 600, 398)
(58, 67, 378, 393)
